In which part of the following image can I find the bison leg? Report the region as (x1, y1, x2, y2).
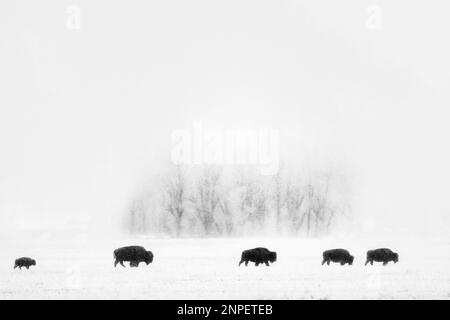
(26, 266, 29, 269)
(14, 265, 17, 269)
(255, 262, 260, 267)
(264, 261, 270, 266)
(383, 261, 388, 266)
(245, 261, 249, 267)
(327, 260, 330, 266)
(114, 259, 120, 268)
(321, 259, 326, 266)
(120, 261, 126, 267)
(340, 261, 345, 266)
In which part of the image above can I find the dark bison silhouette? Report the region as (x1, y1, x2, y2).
(14, 257, 36, 269)
(113, 246, 154, 268)
(365, 248, 399, 266)
(239, 247, 277, 267)
(322, 249, 354, 266)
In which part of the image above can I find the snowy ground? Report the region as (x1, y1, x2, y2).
(1, 233, 450, 299)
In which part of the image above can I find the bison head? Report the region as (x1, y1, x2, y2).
(393, 253, 399, 263)
(145, 251, 154, 265)
(269, 251, 277, 263)
(348, 255, 354, 265)
(31, 259, 36, 266)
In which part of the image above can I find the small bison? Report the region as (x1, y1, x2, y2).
(113, 246, 154, 268)
(239, 247, 277, 267)
(322, 249, 354, 266)
(365, 248, 399, 266)
(14, 257, 36, 270)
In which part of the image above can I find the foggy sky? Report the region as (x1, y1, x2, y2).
(1, 1, 449, 237)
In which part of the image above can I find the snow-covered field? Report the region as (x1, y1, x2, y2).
(1, 233, 450, 299)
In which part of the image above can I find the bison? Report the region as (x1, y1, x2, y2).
(322, 249, 354, 266)
(239, 247, 277, 267)
(365, 248, 399, 266)
(14, 257, 36, 270)
(113, 246, 154, 268)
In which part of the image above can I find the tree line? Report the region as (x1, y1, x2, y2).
(127, 164, 351, 237)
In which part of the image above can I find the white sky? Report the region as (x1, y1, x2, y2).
(1, 1, 449, 236)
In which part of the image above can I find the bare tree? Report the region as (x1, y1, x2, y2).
(236, 169, 268, 230)
(305, 184, 315, 236)
(312, 174, 331, 236)
(272, 170, 286, 230)
(129, 197, 146, 234)
(218, 199, 234, 235)
(285, 182, 306, 233)
(165, 166, 186, 236)
(188, 168, 222, 235)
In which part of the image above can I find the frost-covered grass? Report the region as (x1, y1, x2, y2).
(1, 233, 449, 299)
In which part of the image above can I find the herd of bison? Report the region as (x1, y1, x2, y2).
(13, 246, 399, 270)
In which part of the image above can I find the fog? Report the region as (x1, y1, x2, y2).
(1, 1, 449, 238)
